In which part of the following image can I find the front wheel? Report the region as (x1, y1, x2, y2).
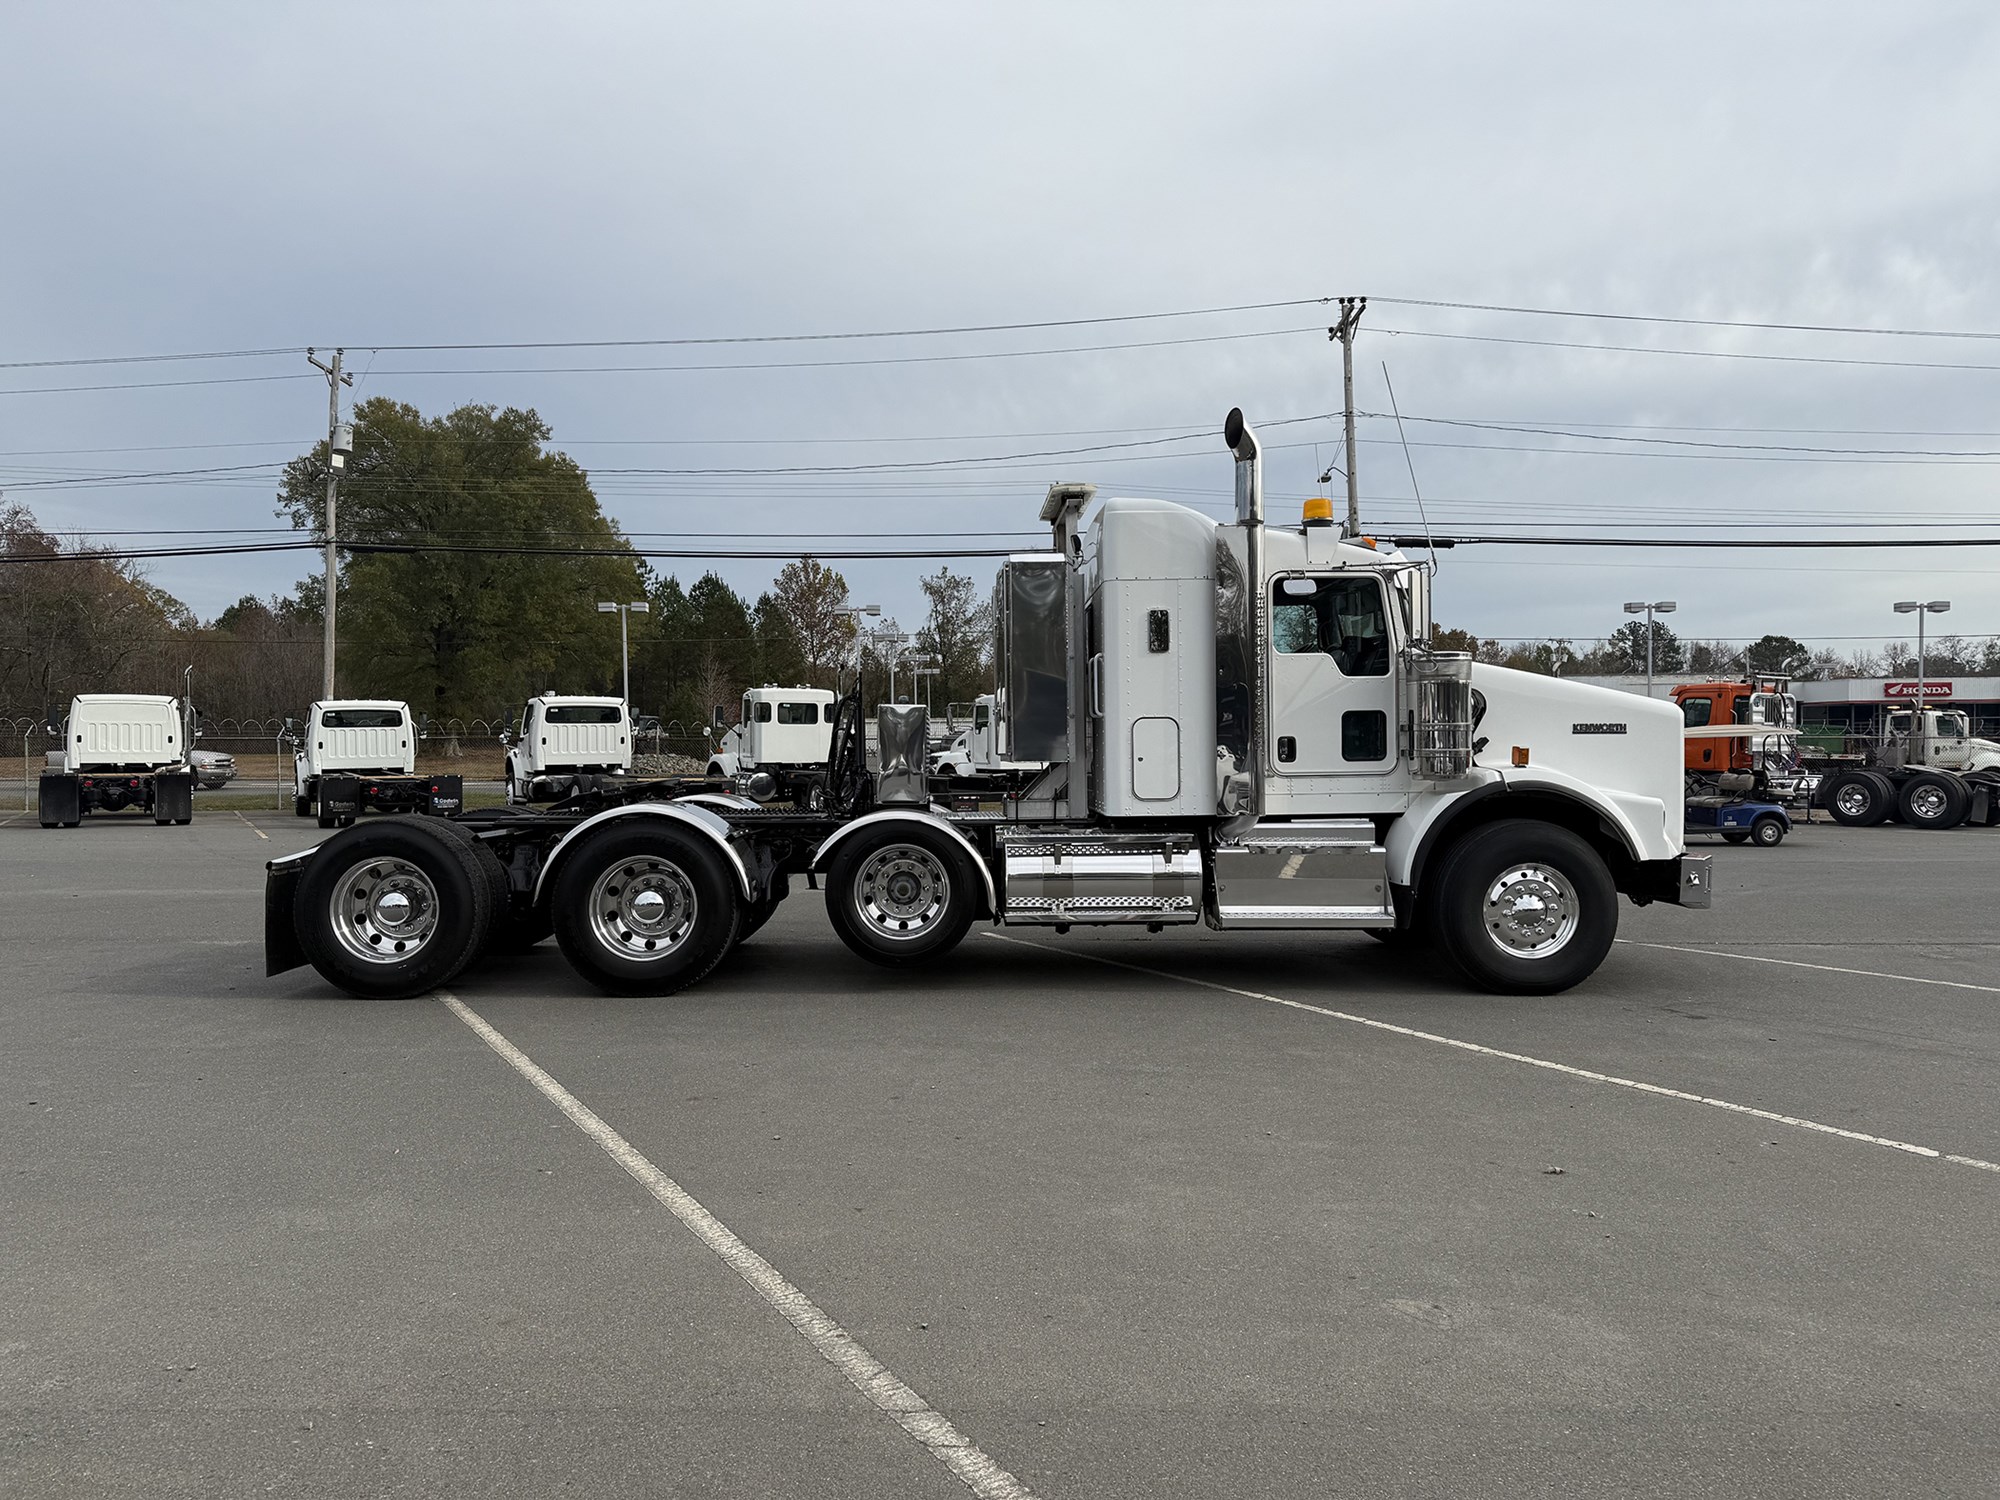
(824, 825, 979, 967)
(1431, 819, 1618, 995)
(1750, 815, 1786, 847)
(551, 825, 740, 994)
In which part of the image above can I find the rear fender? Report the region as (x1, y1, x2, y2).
(810, 809, 996, 916)
(531, 802, 753, 904)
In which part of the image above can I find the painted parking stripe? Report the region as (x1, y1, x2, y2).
(987, 934, 2000, 1176)
(233, 810, 270, 841)
(440, 992, 1039, 1500)
(1617, 938, 2000, 995)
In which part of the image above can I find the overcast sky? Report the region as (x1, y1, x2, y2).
(6, 2, 1999, 663)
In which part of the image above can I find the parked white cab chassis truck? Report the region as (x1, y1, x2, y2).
(266, 411, 1710, 1000)
(1817, 707, 2000, 830)
(40, 694, 196, 827)
(292, 700, 463, 828)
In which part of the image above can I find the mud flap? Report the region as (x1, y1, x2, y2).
(265, 860, 308, 975)
(320, 775, 362, 821)
(37, 773, 79, 828)
(426, 774, 463, 815)
(153, 771, 194, 824)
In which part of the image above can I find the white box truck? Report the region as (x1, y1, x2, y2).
(268, 409, 1709, 1002)
(291, 700, 462, 828)
(38, 694, 195, 827)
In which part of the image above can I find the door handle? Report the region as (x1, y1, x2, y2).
(1277, 735, 1296, 763)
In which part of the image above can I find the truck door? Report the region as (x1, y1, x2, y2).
(1267, 574, 1397, 777)
(1681, 694, 1722, 772)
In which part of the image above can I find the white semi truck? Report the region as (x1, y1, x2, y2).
(38, 693, 195, 827)
(504, 694, 633, 803)
(266, 410, 1708, 1002)
(1818, 707, 2000, 829)
(930, 691, 1045, 781)
(706, 685, 838, 805)
(291, 700, 462, 828)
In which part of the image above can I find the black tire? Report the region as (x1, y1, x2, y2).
(431, 820, 554, 954)
(1720, 830, 1750, 844)
(551, 824, 740, 995)
(799, 775, 828, 812)
(293, 794, 311, 818)
(1825, 772, 1890, 827)
(1899, 772, 1969, 831)
(823, 823, 980, 967)
(293, 819, 494, 999)
(1430, 819, 1618, 996)
(1750, 816, 1786, 847)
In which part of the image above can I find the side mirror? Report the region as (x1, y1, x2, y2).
(498, 730, 512, 747)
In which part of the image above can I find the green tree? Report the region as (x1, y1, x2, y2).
(1743, 633, 1810, 675)
(685, 573, 756, 727)
(765, 556, 856, 687)
(752, 591, 808, 687)
(1603, 618, 1685, 674)
(915, 566, 991, 708)
(277, 399, 645, 718)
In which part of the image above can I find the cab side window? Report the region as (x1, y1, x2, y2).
(1271, 577, 1391, 676)
(1681, 697, 1712, 728)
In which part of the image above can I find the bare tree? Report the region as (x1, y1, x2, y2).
(768, 556, 856, 688)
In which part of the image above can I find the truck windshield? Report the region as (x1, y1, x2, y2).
(321, 709, 403, 728)
(1271, 577, 1390, 676)
(545, 705, 622, 724)
(777, 702, 819, 724)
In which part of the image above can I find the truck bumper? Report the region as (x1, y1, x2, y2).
(1631, 853, 1712, 909)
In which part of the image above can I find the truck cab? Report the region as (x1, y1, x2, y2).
(705, 686, 835, 804)
(1674, 676, 1808, 800)
(38, 693, 196, 826)
(1880, 708, 2000, 774)
(291, 700, 459, 827)
(505, 695, 631, 802)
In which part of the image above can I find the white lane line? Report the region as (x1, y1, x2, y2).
(1617, 938, 2000, 995)
(986, 933, 2000, 1176)
(439, 992, 1038, 1500)
(233, 810, 270, 841)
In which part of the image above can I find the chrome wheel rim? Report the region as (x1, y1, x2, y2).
(1909, 784, 1948, 821)
(1835, 783, 1871, 817)
(330, 857, 440, 965)
(853, 843, 949, 941)
(1481, 862, 1580, 959)
(588, 856, 698, 961)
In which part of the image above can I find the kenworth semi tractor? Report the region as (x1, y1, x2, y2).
(265, 410, 1708, 1001)
(39, 694, 195, 827)
(706, 685, 838, 806)
(291, 700, 462, 828)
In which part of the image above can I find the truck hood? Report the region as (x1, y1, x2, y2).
(1468, 665, 1685, 857)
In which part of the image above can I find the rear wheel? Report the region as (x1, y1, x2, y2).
(824, 825, 979, 967)
(1899, 772, 1969, 830)
(1721, 830, 1750, 844)
(293, 819, 494, 998)
(1750, 815, 1786, 847)
(551, 825, 740, 994)
(1431, 819, 1618, 995)
(1825, 772, 1890, 827)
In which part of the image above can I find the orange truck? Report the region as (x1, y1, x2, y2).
(1671, 675, 1809, 799)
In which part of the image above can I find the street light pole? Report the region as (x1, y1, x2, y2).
(833, 604, 882, 697)
(597, 599, 651, 708)
(306, 349, 353, 698)
(1622, 599, 1678, 697)
(1894, 598, 1951, 759)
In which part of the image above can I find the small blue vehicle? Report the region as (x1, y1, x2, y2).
(1686, 795, 1791, 847)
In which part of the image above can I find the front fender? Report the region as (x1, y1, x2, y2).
(531, 802, 753, 904)
(811, 809, 997, 916)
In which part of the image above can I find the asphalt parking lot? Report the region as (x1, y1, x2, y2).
(3, 809, 1995, 1499)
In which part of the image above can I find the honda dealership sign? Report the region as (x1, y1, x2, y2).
(1884, 680, 1953, 699)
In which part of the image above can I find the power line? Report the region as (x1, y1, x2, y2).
(1370, 296, 2000, 342)
(1375, 326, 2000, 374)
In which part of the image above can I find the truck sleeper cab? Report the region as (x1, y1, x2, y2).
(268, 408, 1710, 1003)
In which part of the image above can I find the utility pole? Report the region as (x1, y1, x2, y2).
(306, 348, 353, 699)
(1329, 297, 1366, 536)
